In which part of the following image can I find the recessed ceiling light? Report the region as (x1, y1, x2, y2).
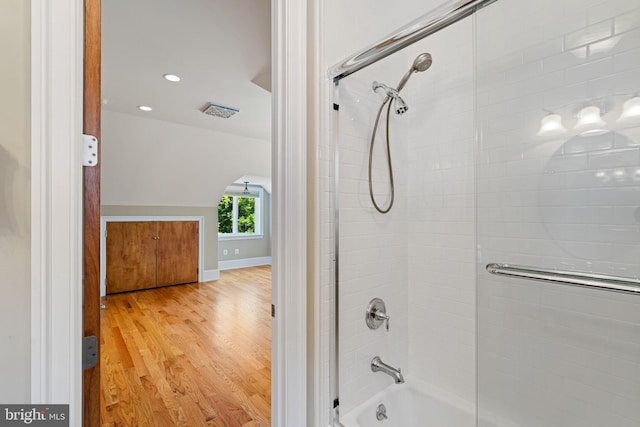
(138, 105, 152, 112)
(163, 74, 181, 82)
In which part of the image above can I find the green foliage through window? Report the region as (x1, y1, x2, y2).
(218, 195, 234, 233)
(237, 197, 255, 233)
(218, 195, 258, 235)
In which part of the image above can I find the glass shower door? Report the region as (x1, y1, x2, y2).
(476, 0, 640, 426)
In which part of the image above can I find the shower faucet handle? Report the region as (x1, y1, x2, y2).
(366, 298, 390, 332)
(376, 311, 390, 331)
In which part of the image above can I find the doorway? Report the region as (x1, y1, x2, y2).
(98, 0, 273, 425)
(32, 0, 307, 425)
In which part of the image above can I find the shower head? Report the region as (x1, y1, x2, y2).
(412, 53, 433, 72)
(372, 81, 408, 115)
(396, 52, 432, 92)
(394, 95, 408, 115)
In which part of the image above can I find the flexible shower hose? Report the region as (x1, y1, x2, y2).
(368, 97, 395, 214)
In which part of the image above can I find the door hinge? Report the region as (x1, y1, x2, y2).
(271, 304, 275, 318)
(82, 335, 98, 369)
(82, 134, 99, 167)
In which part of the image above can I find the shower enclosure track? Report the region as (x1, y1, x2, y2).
(486, 263, 640, 295)
(328, 0, 496, 82)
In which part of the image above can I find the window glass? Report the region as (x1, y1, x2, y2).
(217, 187, 262, 237)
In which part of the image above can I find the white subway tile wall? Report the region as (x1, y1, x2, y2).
(324, 0, 640, 425)
(318, 2, 447, 424)
(336, 54, 412, 415)
(405, 20, 477, 410)
(334, 19, 478, 419)
(477, 0, 640, 426)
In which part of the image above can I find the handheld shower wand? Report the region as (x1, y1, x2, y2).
(396, 52, 433, 92)
(367, 53, 433, 214)
(371, 53, 433, 115)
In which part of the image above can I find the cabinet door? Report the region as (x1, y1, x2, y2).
(106, 221, 158, 293)
(156, 221, 199, 287)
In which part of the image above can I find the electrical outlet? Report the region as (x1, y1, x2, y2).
(223, 249, 228, 255)
(235, 249, 239, 254)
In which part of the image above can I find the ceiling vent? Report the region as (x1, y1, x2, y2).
(201, 103, 239, 119)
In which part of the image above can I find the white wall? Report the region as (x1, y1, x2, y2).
(321, 1, 438, 68)
(476, 0, 640, 426)
(0, 0, 31, 402)
(102, 109, 271, 207)
(315, 1, 475, 424)
(336, 56, 410, 415)
(101, 110, 271, 278)
(322, 1, 640, 426)
(406, 19, 476, 409)
(332, 15, 477, 419)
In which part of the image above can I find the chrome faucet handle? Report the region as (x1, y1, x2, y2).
(375, 311, 389, 331)
(366, 298, 390, 331)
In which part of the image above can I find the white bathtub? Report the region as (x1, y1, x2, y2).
(339, 376, 475, 427)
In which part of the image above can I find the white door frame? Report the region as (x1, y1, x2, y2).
(30, 0, 84, 422)
(271, 0, 308, 425)
(30, 1, 307, 426)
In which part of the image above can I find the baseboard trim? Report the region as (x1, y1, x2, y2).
(203, 269, 220, 282)
(219, 256, 273, 271)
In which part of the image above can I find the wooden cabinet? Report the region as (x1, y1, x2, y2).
(106, 221, 199, 294)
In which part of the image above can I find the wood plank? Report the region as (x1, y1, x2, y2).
(139, 375, 177, 427)
(156, 221, 199, 287)
(101, 266, 272, 426)
(83, 0, 102, 425)
(101, 364, 156, 427)
(111, 327, 134, 369)
(106, 222, 158, 293)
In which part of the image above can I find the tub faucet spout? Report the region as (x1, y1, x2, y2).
(371, 356, 404, 384)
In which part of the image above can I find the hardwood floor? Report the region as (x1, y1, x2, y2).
(100, 266, 271, 427)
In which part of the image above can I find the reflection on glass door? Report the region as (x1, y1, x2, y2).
(476, 0, 640, 426)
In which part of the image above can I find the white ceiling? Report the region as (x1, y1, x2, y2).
(102, 0, 272, 141)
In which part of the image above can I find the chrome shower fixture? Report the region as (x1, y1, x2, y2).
(370, 53, 433, 114)
(372, 81, 408, 115)
(367, 53, 432, 214)
(396, 52, 433, 92)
